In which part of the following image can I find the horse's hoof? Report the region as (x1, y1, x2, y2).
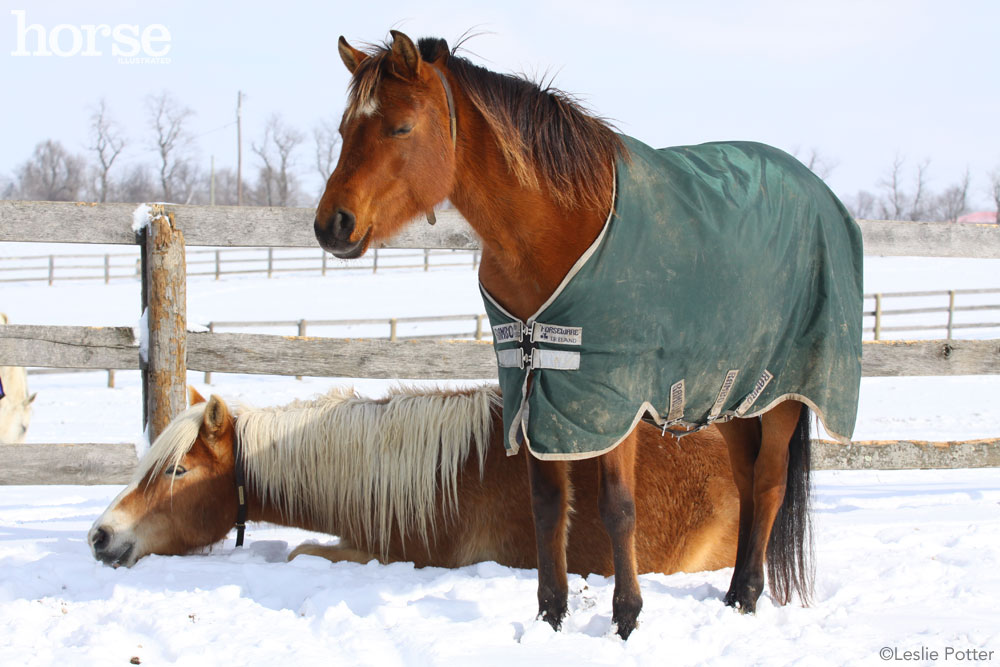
(614, 616, 638, 640)
(724, 588, 759, 614)
(538, 600, 567, 631)
(539, 609, 564, 631)
(612, 596, 642, 639)
(536, 584, 568, 631)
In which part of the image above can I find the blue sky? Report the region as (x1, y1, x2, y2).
(2, 0, 997, 208)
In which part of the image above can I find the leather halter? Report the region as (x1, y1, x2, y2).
(424, 66, 457, 226)
(233, 437, 248, 547)
(432, 66, 457, 148)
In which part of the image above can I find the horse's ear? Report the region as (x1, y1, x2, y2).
(201, 395, 232, 443)
(338, 36, 367, 74)
(188, 386, 206, 406)
(25, 392, 37, 406)
(423, 38, 449, 65)
(389, 29, 421, 77)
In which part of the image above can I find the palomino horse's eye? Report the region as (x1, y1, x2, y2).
(391, 124, 413, 137)
(164, 465, 187, 477)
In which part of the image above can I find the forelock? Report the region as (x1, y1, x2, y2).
(134, 403, 208, 484)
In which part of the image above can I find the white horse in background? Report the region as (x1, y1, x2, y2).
(0, 313, 37, 444)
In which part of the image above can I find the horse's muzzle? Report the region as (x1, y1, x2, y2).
(314, 208, 371, 259)
(89, 525, 137, 568)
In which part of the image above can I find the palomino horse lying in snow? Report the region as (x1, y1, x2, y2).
(0, 313, 37, 444)
(90, 385, 738, 576)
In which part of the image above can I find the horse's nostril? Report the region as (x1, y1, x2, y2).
(92, 527, 110, 552)
(333, 208, 356, 241)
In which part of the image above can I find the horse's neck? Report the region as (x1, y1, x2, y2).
(243, 471, 325, 533)
(448, 95, 611, 320)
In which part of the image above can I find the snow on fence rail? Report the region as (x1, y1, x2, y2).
(1, 200, 999, 482)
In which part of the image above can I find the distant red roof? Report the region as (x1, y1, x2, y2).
(956, 211, 997, 223)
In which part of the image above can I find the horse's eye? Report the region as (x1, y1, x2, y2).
(391, 124, 413, 137)
(164, 465, 187, 477)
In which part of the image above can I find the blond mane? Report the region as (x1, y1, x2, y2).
(137, 385, 501, 556)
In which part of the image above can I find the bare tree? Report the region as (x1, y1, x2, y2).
(908, 159, 931, 221)
(15, 140, 86, 201)
(313, 118, 341, 184)
(878, 155, 931, 221)
(88, 99, 126, 202)
(845, 190, 876, 219)
(879, 154, 907, 220)
(989, 167, 1000, 221)
(793, 147, 837, 180)
(208, 167, 254, 206)
(932, 168, 970, 222)
(146, 91, 195, 202)
(0, 174, 14, 200)
(113, 163, 158, 203)
(252, 114, 304, 207)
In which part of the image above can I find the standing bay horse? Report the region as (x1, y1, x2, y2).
(314, 32, 863, 638)
(90, 385, 739, 576)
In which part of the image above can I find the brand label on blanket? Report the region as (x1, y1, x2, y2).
(666, 379, 685, 423)
(709, 369, 741, 418)
(737, 370, 774, 414)
(492, 322, 522, 344)
(532, 323, 583, 346)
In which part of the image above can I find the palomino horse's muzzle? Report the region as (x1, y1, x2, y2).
(89, 524, 137, 568)
(315, 208, 371, 259)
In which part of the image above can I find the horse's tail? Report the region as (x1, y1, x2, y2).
(766, 403, 814, 606)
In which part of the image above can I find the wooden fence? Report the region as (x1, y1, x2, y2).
(865, 288, 1000, 340)
(0, 245, 481, 284)
(1, 200, 999, 483)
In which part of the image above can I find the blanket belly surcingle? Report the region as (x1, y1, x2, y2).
(482, 135, 863, 460)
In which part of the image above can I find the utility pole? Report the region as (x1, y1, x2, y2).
(210, 155, 216, 205)
(236, 90, 243, 206)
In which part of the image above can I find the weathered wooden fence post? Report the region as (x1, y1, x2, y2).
(140, 205, 187, 443)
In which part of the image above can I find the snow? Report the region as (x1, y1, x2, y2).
(1, 250, 998, 664)
(2, 471, 998, 665)
(131, 204, 152, 234)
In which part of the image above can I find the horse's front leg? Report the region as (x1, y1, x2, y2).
(526, 455, 571, 631)
(598, 433, 642, 639)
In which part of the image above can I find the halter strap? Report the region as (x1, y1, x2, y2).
(233, 436, 248, 547)
(432, 66, 457, 148)
(424, 66, 457, 226)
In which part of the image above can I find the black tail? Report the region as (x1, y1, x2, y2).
(766, 404, 814, 606)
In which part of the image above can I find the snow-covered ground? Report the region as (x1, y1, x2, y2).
(1, 470, 997, 665)
(1, 250, 999, 664)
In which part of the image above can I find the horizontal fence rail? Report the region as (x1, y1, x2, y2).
(2, 200, 999, 254)
(864, 288, 1000, 340)
(4, 437, 998, 485)
(2, 201, 1000, 482)
(0, 246, 482, 284)
(4, 325, 998, 379)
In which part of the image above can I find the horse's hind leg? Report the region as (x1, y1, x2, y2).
(526, 455, 571, 630)
(716, 415, 761, 605)
(722, 400, 802, 613)
(598, 433, 642, 639)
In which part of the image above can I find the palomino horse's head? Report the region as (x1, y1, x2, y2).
(314, 30, 456, 259)
(88, 389, 238, 567)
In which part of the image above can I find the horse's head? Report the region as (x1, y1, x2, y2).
(88, 389, 239, 567)
(0, 389, 35, 444)
(315, 30, 456, 259)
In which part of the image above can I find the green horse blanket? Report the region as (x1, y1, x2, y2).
(483, 135, 863, 460)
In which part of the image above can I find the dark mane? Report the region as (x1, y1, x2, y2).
(346, 37, 624, 212)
